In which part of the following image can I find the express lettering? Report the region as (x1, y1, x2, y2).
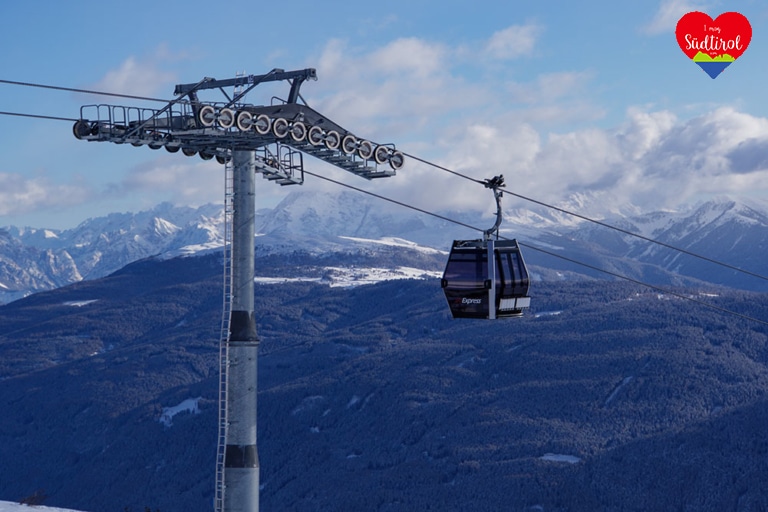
(461, 298, 482, 305)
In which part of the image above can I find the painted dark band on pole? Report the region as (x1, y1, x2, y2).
(230, 310, 258, 342)
(225, 445, 259, 468)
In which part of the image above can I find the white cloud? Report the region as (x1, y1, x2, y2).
(616, 108, 677, 159)
(374, 105, 768, 218)
(485, 23, 542, 59)
(521, 107, 768, 212)
(369, 37, 447, 78)
(89, 45, 179, 97)
(0, 173, 90, 215)
(113, 153, 294, 212)
(118, 155, 223, 205)
(310, 38, 484, 140)
(306, 29, 604, 151)
(644, 0, 712, 35)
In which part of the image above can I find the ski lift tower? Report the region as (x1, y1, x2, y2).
(72, 68, 404, 512)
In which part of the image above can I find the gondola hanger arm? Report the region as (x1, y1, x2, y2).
(483, 175, 505, 241)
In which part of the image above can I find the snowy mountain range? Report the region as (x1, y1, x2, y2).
(2, 190, 768, 303)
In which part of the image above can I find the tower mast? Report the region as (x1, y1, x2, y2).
(224, 150, 259, 511)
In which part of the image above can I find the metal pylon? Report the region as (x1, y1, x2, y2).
(215, 157, 235, 512)
(70, 68, 404, 512)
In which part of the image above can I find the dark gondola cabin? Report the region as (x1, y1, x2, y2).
(441, 238, 531, 319)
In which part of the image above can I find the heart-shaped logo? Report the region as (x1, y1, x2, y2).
(675, 11, 752, 79)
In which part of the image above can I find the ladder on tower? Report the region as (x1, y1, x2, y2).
(214, 156, 234, 512)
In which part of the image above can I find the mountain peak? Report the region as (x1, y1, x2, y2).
(151, 216, 181, 237)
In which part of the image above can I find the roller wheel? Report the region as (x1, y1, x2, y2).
(357, 140, 374, 160)
(374, 145, 390, 165)
(216, 154, 230, 165)
(253, 114, 271, 135)
(182, 147, 197, 157)
(290, 121, 307, 142)
(342, 134, 357, 154)
(308, 126, 324, 146)
(218, 108, 235, 129)
(165, 145, 180, 153)
(72, 120, 91, 140)
(235, 111, 253, 132)
(198, 105, 216, 127)
(272, 118, 289, 138)
(148, 142, 163, 150)
(324, 130, 341, 150)
(199, 151, 214, 161)
(389, 151, 405, 170)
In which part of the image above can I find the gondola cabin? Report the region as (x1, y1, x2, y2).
(441, 239, 531, 319)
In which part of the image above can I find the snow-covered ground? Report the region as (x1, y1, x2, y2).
(159, 397, 201, 428)
(539, 453, 582, 464)
(0, 502, 85, 512)
(254, 266, 441, 288)
(62, 300, 98, 307)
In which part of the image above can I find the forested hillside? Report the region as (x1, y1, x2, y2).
(1, 253, 767, 511)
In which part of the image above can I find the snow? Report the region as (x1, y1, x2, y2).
(322, 266, 441, 287)
(159, 397, 201, 428)
(62, 300, 98, 307)
(152, 217, 181, 236)
(338, 236, 447, 255)
(161, 241, 224, 258)
(534, 310, 562, 318)
(254, 266, 441, 288)
(0, 502, 86, 512)
(254, 276, 323, 285)
(540, 453, 581, 464)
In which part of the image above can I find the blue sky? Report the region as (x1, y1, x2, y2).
(1, 0, 767, 228)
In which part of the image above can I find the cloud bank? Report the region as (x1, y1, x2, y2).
(296, 29, 768, 218)
(0, 173, 90, 216)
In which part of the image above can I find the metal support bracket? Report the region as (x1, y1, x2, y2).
(483, 175, 505, 241)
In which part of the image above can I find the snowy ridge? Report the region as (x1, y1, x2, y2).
(338, 236, 447, 255)
(3, 191, 768, 302)
(604, 196, 768, 241)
